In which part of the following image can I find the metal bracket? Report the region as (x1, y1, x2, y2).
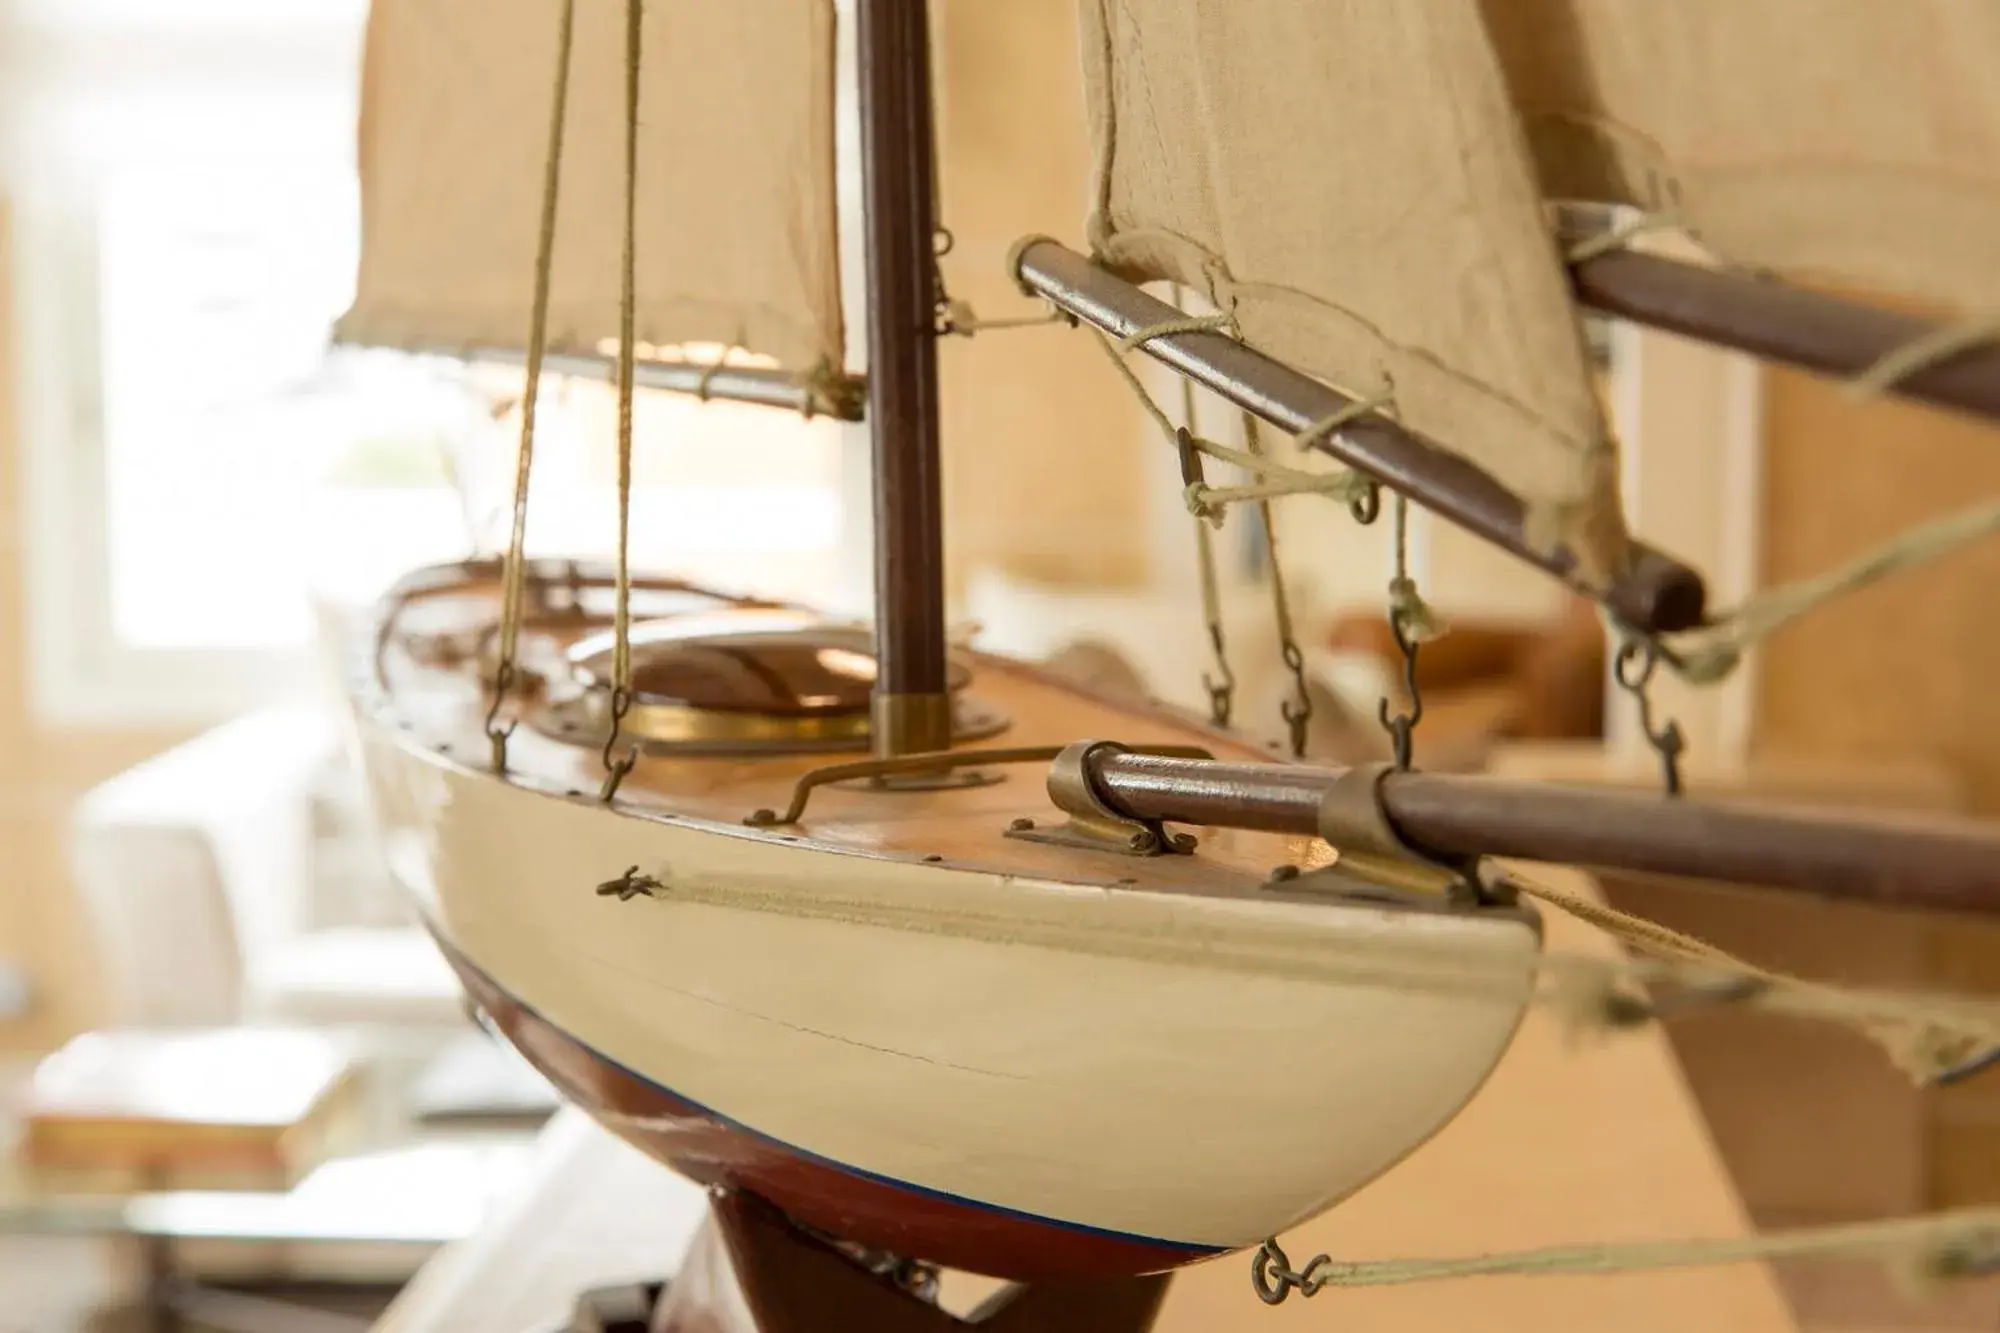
(1006, 740, 1197, 858)
(1285, 762, 1475, 904)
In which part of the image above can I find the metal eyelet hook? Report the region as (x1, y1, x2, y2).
(1348, 480, 1382, 526)
(483, 661, 518, 773)
(1250, 1238, 1334, 1305)
(1202, 632, 1237, 729)
(598, 685, 639, 802)
(1376, 611, 1423, 770)
(1251, 1240, 1295, 1305)
(1614, 638, 1685, 797)
(1278, 641, 1312, 759)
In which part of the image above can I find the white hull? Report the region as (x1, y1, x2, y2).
(355, 714, 1538, 1262)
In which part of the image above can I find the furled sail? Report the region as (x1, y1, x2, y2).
(1079, 0, 1628, 581)
(337, 0, 844, 378)
(1485, 0, 2000, 312)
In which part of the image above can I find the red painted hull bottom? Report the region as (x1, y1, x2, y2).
(437, 937, 1219, 1281)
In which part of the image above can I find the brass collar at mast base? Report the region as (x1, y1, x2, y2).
(872, 691, 954, 758)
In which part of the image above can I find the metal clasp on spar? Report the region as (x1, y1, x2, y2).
(1005, 740, 1199, 858)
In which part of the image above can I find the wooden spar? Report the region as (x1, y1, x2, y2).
(1570, 248, 2000, 424)
(1086, 751, 2000, 917)
(1011, 238, 1708, 636)
(857, 0, 951, 754)
(363, 342, 866, 419)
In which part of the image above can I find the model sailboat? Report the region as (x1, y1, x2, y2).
(334, 0, 2000, 1323)
(335, 0, 1539, 1288)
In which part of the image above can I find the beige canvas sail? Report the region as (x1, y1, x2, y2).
(1485, 0, 2000, 312)
(1080, 0, 1627, 581)
(338, 0, 843, 375)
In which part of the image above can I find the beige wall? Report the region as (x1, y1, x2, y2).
(934, 0, 1151, 594)
(1750, 353, 2000, 1207)
(0, 204, 193, 1054)
(1756, 364, 2000, 814)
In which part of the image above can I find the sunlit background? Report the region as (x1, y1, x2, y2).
(6, 0, 851, 720)
(3, 3, 2000, 1332)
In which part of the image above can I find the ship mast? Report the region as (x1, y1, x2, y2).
(856, 0, 951, 757)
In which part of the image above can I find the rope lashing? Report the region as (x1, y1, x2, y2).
(1564, 207, 1683, 264)
(1848, 314, 2000, 400)
(1292, 386, 1397, 451)
(1090, 320, 1381, 527)
(1115, 311, 1234, 352)
(487, 0, 579, 775)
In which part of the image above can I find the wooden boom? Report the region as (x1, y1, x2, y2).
(1086, 750, 2000, 918)
(1010, 238, 1709, 636)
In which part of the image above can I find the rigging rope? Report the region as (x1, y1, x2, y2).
(1172, 304, 1238, 728)
(1089, 316, 1419, 744)
(1183, 440, 1379, 525)
(1848, 314, 2000, 400)
(1091, 311, 1242, 725)
(1662, 497, 2000, 685)
(1376, 495, 1441, 770)
(598, 0, 644, 803)
(1569, 206, 2000, 693)
(1504, 867, 1997, 1084)
(1089, 321, 1377, 524)
(1242, 413, 1313, 757)
(487, 0, 578, 775)
(1252, 1209, 1999, 1301)
(939, 302, 1066, 336)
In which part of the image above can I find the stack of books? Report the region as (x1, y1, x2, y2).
(19, 1027, 361, 1192)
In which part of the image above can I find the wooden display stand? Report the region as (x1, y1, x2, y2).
(634, 1191, 1168, 1333)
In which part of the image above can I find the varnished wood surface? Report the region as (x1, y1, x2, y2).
(368, 564, 1329, 896)
(651, 1191, 1169, 1332)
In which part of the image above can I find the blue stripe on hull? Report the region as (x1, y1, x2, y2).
(435, 932, 1227, 1280)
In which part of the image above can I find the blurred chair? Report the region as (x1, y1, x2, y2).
(67, 706, 464, 1034)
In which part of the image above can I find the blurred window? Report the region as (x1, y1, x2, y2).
(11, 1, 852, 722)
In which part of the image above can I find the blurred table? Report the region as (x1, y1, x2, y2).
(372, 1108, 708, 1333)
(0, 1032, 550, 1331)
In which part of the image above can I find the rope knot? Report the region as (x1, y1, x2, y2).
(1184, 482, 1226, 526)
(940, 298, 979, 337)
(1388, 576, 1446, 644)
(1675, 640, 1742, 686)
